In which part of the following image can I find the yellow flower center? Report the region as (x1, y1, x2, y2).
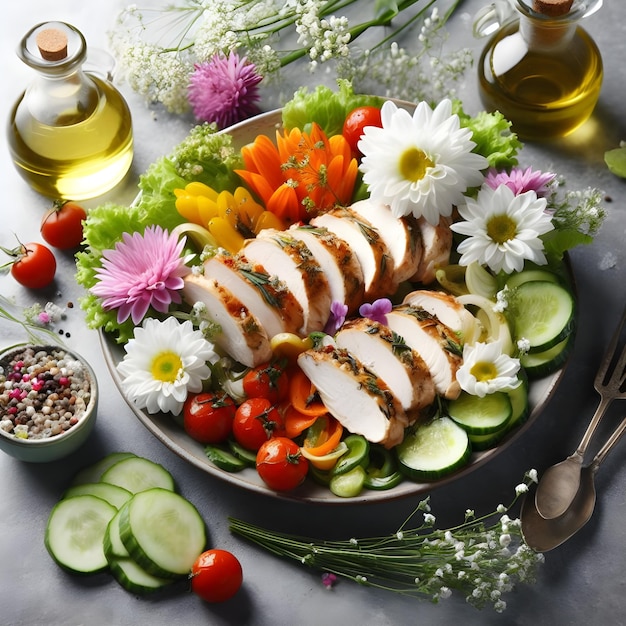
(486, 214, 517, 244)
(470, 360, 498, 382)
(399, 147, 435, 182)
(151, 351, 183, 383)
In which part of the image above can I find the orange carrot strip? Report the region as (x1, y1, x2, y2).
(283, 404, 319, 439)
(303, 416, 344, 457)
(289, 367, 328, 417)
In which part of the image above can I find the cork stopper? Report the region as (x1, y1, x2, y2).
(532, 0, 574, 16)
(36, 28, 68, 61)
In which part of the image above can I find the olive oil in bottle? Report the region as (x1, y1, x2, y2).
(7, 22, 133, 199)
(477, 0, 603, 140)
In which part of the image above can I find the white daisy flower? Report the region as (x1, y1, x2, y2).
(451, 184, 555, 274)
(357, 99, 488, 225)
(117, 316, 218, 415)
(457, 341, 521, 398)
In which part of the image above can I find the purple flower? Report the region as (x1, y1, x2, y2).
(359, 298, 393, 326)
(321, 572, 337, 589)
(188, 52, 262, 128)
(324, 301, 348, 336)
(91, 225, 190, 325)
(484, 166, 555, 197)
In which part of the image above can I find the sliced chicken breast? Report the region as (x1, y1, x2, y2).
(335, 318, 435, 417)
(310, 207, 396, 300)
(385, 305, 463, 399)
(204, 252, 304, 337)
(410, 217, 453, 284)
(402, 289, 479, 344)
(243, 229, 332, 334)
(297, 345, 408, 448)
(350, 198, 422, 284)
(183, 273, 272, 368)
(288, 224, 365, 315)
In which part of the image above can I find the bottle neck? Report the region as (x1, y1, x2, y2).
(518, 12, 579, 50)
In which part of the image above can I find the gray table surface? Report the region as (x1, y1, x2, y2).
(2, 1, 626, 624)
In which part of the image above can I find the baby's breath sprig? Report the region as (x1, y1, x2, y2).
(0, 296, 67, 346)
(229, 470, 543, 612)
(109, 0, 469, 118)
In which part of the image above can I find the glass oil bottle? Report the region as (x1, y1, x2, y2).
(7, 22, 134, 199)
(475, 0, 603, 140)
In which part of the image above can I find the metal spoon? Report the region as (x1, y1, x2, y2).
(534, 305, 626, 519)
(522, 413, 626, 552)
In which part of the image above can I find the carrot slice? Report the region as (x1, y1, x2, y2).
(283, 404, 319, 439)
(302, 416, 344, 457)
(289, 367, 328, 417)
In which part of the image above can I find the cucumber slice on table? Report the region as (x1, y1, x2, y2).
(100, 456, 175, 494)
(119, 488, 206, 579)
(509, 280, 575, 353)
(447, 391, 512, 435)
(109, 557, 173, 594)
(71, 452, 137, 485)
(396, 416, 471, 480)
(45, 495, 118, 574)
(104, 506, 131, 561)
(62, 482, 133, 510)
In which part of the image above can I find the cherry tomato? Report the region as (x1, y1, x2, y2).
(40, 200, 87, 249)
(342, 106, 383, 156)
(183, 392, 236, 444)
(256, 437, 309, 491)
(4, 242, 56, 289)
(242, 360, 289, 403)
(232, 397, 285, 451)
(190, 549, 243, 603)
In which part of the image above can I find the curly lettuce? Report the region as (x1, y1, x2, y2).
(282, 80, 384, 137)
(453, 101, 522, 170)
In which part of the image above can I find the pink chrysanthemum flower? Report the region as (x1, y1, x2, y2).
(91, 225, 190, 325)
(484, 166, 555, 197)
(188, 52, 262, 128)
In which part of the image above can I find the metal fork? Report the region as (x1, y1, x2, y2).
(534, 303, 626, 519)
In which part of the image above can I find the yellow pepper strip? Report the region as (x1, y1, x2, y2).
(208, 216, 245, 254)
(174, 182, 220, 225)
(255, 210, 286, 232)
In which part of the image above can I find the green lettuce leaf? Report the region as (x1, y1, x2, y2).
(282, 80, 383, 137)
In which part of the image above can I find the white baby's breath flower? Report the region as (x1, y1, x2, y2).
(457, 341, 522, 398)
(358, 99, 487, 225)
(117, 316, 217, 415)
(451, 184, 555, 274)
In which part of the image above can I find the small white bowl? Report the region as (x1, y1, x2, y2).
(0, 344, 98, 463)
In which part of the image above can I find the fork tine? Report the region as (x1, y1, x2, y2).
(595, 303, 626, 387)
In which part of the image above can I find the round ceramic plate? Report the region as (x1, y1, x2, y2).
(100, 108, 570, 504)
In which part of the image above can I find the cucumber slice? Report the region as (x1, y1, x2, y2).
(227, 439, 258, 466)
(521, 335, 574, 379)
(100, 457, 175, 494)
(469, 428, 508, 451)
(205, 444, 248, 472)
(109, 557, 173, 594)
(329, 434, 370, 477)
(507, 378, 530, 430)
(510, 280, 575, 353)
(329, 465, 366, 497)
(71, 452, 137, 485)
(119, 488, 206, 579)
(447, 391, 512, 435)
(505, 268, 560, 289)
(396, 416, 471, 480)
(104, 506, 130, 562)
(45, 495, 117, 574)
(62, 482, 133, 510)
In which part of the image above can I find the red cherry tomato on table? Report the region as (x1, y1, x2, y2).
(232, 397, 285, 451)
(242, 360, 289, 403)
(190, 549, 243, 603)
(342, 106, 383, 156)
(183, 392, 236, 444)
(40, 200, 87, 249)
(256, 436, 309, 491)
(3, 241, 56, 289)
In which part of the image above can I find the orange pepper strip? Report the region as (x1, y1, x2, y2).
(283, 404, 319, 439)
(289, 367, 328, 417)
(302, 416, 344, 457)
